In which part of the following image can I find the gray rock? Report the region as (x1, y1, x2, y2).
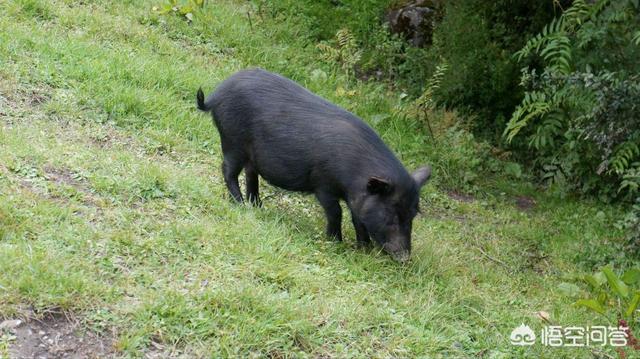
(0, 319, 23, 331)
(385, 0, 442, 47)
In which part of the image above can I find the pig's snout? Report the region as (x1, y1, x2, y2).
(390, 250, 410, 263)
(382, 242, 411, 263)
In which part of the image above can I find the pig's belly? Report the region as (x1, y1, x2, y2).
(253, 155, 315, 193)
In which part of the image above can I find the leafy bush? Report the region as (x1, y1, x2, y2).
(255, 0, 558, 132)
(573, 267, 640, 321)
(616, 198, 640, 254)
(282, 0, 561, 140)
(358, 23, 410, 82)
(563, 266, 640, 353)
(398, 66, 501, 193)
(317, 29, 362, 78)
(152, 0, 205, 22)
(427, 0, 562, 140)
(251, 0, 389, 43)
(505, 0, 640, 203)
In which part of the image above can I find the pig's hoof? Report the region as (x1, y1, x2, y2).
(327, 233, 342, 242)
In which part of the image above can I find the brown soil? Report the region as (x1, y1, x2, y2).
(515, 195, 536, 211)
(43, 166, 85, 189)
(447, 190, 475, 203)
(3, 313, 115, 359)
(28, 90, 50, 106)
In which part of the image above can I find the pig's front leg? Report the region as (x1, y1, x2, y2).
(350, 211, 371, 247)
(315, 190, 342, 241)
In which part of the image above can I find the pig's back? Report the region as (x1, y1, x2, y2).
(210, 69, 408, 193)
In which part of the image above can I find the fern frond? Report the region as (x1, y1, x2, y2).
(563, 0, 590, 25)
(610, 142, 640, 174)
(515, 0, 603, 63)
(588, 0, 612, 18)
(316, 29, 361, 77)
(515, 17, 567, 61)
(619, 163, 640, 194)
(316, 43, 339, 62)
(336, 29, 356, 50)
(540, 34, 572, 74)
(529, 111, 565, 149)
(504, 91, 554, 142)
(417, 62, 449, 109)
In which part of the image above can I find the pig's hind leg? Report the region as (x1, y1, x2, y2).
(222, 153, 245, 203)
(315, 190, 342, 241)
(244, 162, 261, 206)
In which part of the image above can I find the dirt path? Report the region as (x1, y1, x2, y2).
(2, 314, 114, 359)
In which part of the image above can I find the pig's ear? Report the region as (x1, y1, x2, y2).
(367, 176, 393, 195)
(412, 166, 432, 188)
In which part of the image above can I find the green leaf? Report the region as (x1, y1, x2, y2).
(584, 275, 600, 289)
(597, 292, 607, 305)
(602, 266, 629, 298)
(504, 162, 522, 179)
(558, 282, 581, 297)
(310, 68, 328, 82)
(626, 292, 640, 318)
(622, 269, 640, 285)
(159, 4, 173, 14)
(584, 273, 606, 289)
(575, 299, 606, 314)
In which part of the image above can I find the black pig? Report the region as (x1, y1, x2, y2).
(197, 69, 431, 262)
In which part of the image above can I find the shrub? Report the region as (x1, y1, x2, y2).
(562, 266, 640, 353)
(252, 0, 389, 43)
(428, 0, 563, 141)
(504, 0, 640, 202)
(616, 198, 640, 255)
(317, 29, 362, 78)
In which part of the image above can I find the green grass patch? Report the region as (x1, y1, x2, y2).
(0, 0, 634, 357)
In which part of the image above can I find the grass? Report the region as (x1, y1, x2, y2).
(0, 0, 635, 357)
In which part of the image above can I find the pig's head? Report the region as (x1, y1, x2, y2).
(355, 166, 431, 263)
